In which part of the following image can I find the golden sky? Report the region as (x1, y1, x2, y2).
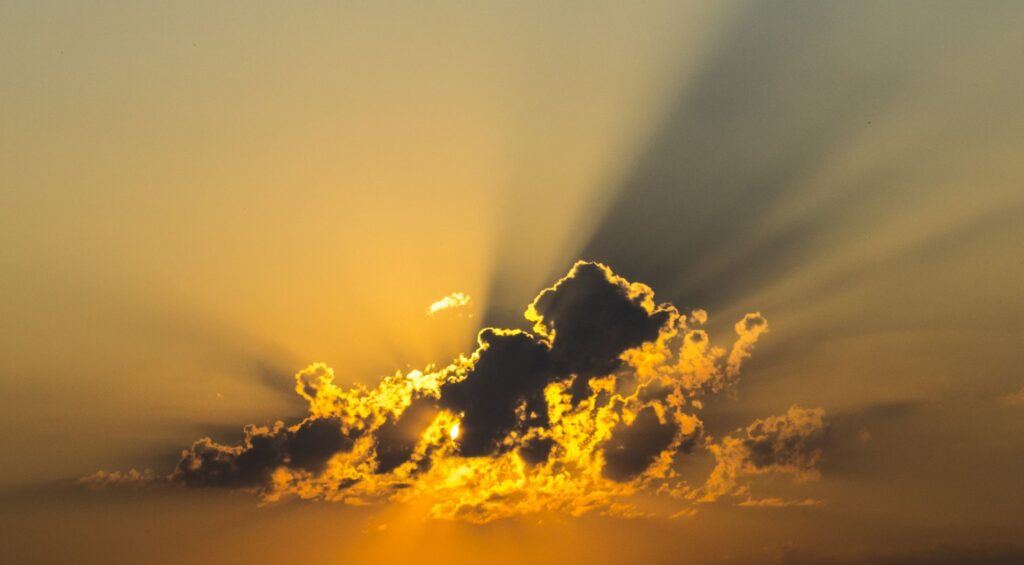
(2, 1, 1024, 563)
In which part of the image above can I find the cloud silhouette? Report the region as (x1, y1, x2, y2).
(89, 261, 823, 521)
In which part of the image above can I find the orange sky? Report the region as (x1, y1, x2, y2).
(2, 1, 1024, 563)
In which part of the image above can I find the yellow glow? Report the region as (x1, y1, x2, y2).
(449, 423, 461, 441)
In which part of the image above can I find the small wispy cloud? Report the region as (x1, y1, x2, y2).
(738, 497, 823, 508)
(1003, 387, 1024, 406)
(427, 292, 470, 316)
(76, 468, 164, 490)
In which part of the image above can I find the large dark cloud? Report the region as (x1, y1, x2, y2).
(441, 261, 674, 458)
(163, 260, 773, 496)
(439, 328, 553, 456)
(528, 262, 675, 401)
(530, 262, 673, 375)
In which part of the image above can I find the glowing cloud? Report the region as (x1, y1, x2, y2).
(89, 261, 826, 522)
(428, 292, 471, 316)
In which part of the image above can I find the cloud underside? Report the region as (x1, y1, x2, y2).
(100, 261, 826, 522)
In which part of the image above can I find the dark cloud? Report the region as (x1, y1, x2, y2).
(530, 262, 674, 372)
(286, 417, 356, 473)
(374, 396, 439, 473)
(698, 406, 828, 502)
(439, 328, 553, 457)
(602, 406, 678, 481)
(744, 406, 828, 472)
(93, 260, 806, 521)
(174, 417, 357, 488)
(175, 428, 280, 489)
(441, 261, 676, 458)
(518, 437, 555, 466)
(174, 262, 683, 484)
(528, 262, 675, 401)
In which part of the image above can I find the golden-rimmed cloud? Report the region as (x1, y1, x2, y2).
(88, 261, 826, 522)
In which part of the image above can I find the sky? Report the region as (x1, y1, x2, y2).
(2, 1, 1023, 563)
